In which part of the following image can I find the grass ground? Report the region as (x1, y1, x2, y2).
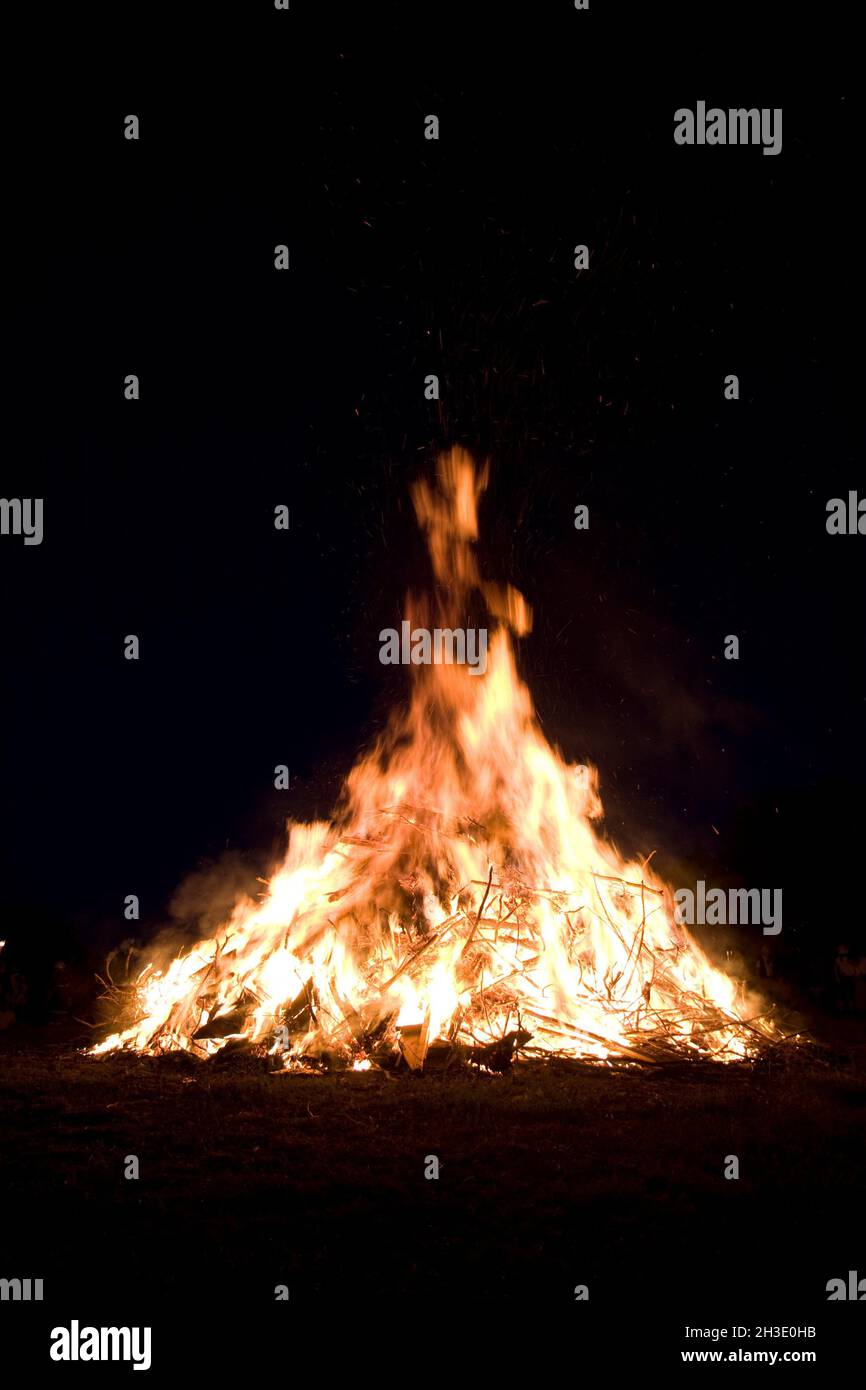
(2, 1019, 865, 1335)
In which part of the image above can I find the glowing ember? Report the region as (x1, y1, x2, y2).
(94, 450, 779, 1067)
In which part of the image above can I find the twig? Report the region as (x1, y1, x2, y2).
(461, 865, 494, 959)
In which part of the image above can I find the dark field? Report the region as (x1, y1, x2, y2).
(2, 1023, 865, 1348)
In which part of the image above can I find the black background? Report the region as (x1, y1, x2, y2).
(2, 15, 863, 983)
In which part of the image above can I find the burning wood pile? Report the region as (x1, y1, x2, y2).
(93, 451, 786, 1071)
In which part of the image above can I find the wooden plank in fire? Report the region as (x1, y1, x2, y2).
(398, 1015, 430, 1070)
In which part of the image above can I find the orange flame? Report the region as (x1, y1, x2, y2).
(94, 450, 776, 1066)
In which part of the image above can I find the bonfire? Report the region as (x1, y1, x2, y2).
(94, 450, 784, 1069)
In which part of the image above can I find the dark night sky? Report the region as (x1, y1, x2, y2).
(2, 32, 863, 971)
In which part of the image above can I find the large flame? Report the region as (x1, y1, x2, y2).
(95, 451, 776, 1066)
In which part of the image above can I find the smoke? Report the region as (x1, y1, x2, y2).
(103, 851, 267, 991)
(166, 851, 265, 940)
